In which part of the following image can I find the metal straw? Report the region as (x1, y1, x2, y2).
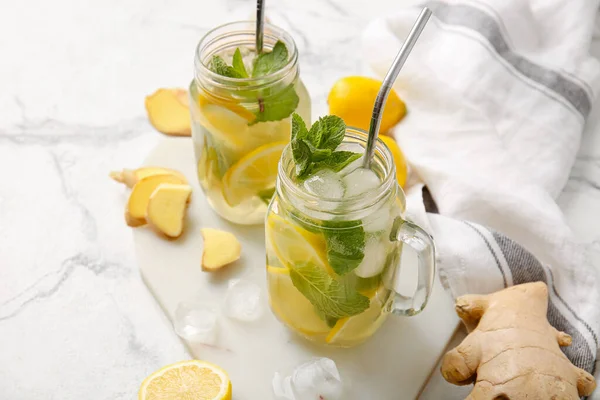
(256, 0, 265, 54)
(363, 7, 432, 169)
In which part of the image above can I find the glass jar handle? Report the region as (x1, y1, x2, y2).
(389, 218, 436, 316)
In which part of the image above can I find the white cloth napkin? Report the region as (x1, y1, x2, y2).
(363, 0, 600, 396)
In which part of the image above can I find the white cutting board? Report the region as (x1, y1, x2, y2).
(133, 136, 458, 399)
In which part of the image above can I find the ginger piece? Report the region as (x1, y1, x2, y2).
(200, 228, 241, 271)
(110, 167, 187, 188)
(126, 174, 186, 226)
(441, 282, 596, 399)
(146, 183, 192, 238)
(145, 88, 191, 136)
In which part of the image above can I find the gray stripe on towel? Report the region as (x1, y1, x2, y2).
(463, 222, 507, 288)
(492, 232, 596, 373)
(425, 1, 592, 117)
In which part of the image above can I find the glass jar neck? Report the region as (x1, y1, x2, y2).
(277, 129, 398, 221)
(194, 21, 299, 97)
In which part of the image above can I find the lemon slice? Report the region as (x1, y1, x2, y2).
(266, 214, 329, 269)
(197, 93, 255, 149)
(200, 103, 249, 148)
(198, 92, 256, 122)
(222, 141, 287, 206)
(138, 360, 232, 400)
(267, 265, 330, 336)
(325, 288, 389, 346)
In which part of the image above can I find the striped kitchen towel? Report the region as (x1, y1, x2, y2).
(363, 0, 600, 396)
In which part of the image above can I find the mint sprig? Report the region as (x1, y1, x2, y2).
(207, 41, 298, 124)
(290, 113, 361, 179)
(289, 263, 369, 319)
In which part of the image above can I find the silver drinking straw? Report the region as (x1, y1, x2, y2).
(256, 0, 265, 54)
(363, 7, 432, 169)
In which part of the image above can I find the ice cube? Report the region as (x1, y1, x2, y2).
(339, 155, 364, 177)
(273, 358, 343, 400)
(354, 235, 389, 278)
(272, 372, 295, 400)
(223, 279, 263, 322)
(303, 169, 345, 200)
(363, 205, 393, 233)
(342, 167, 381, 197)
(336, 142, 366, 177)
(173, 301, 219, 344)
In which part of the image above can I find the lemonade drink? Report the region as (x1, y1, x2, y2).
(190, 22, 310, 224)
(265, 114, 405, 347)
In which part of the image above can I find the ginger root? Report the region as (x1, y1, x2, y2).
(126, 174, 187, 226)
(441, 282, 596, 399)
(110, 167, 187, 188)
(147, 183, 192, 238)
(200, 228, 241, 271)
(145, 88, 191, 136)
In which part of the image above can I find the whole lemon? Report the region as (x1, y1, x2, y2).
(328, 76, 407, 134)
(379, 135, 408, 188)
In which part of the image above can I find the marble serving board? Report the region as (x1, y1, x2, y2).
(133, 136, 459, 399)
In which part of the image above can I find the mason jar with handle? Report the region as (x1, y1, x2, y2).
(265, 127, 435, 347)
(190, 21, 311, 225)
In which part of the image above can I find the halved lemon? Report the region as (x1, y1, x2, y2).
(266, 214, 329, 271)
(222, 141, 287, 206)
(325, 287, 389, 346)
(267, 265, 330, 336)
(138, 360, 232, 400)
(379, 135, 408, 188)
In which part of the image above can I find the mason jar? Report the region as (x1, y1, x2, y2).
(190, 21, 311, 225)
(265, 128, 435, 347)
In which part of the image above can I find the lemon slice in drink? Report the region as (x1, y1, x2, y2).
(266, 214, 330, 270)
(138, 360, 232, 400)
(325, 287, 388, 346)
(268, 265, 330, 336)
(222, 141, 287, 206)
(197, 93, 255, 148)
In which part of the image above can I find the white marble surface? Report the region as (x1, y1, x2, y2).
(1, 0, 600, 399)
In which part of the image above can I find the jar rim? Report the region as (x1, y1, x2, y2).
(194, 21, 299, 91)
(277, 127, 398, 214)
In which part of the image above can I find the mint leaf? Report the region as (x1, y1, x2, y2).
(209, 55, 243, 78)
(232, 48, 249, 78)
(209, 43, 298, 124)
(252, 41, 289, 77)
(291, 113, 309, 141)
(289, 263, 370, 319)
(309, 147, 332, 162)
(258, 187, 275, 205)
(311, 151, 361, 174)
(292, 138, 312, 177)
(308, 115, 346, 150)
(252, 84, 299, 124)
(322, 220, 365, 275)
